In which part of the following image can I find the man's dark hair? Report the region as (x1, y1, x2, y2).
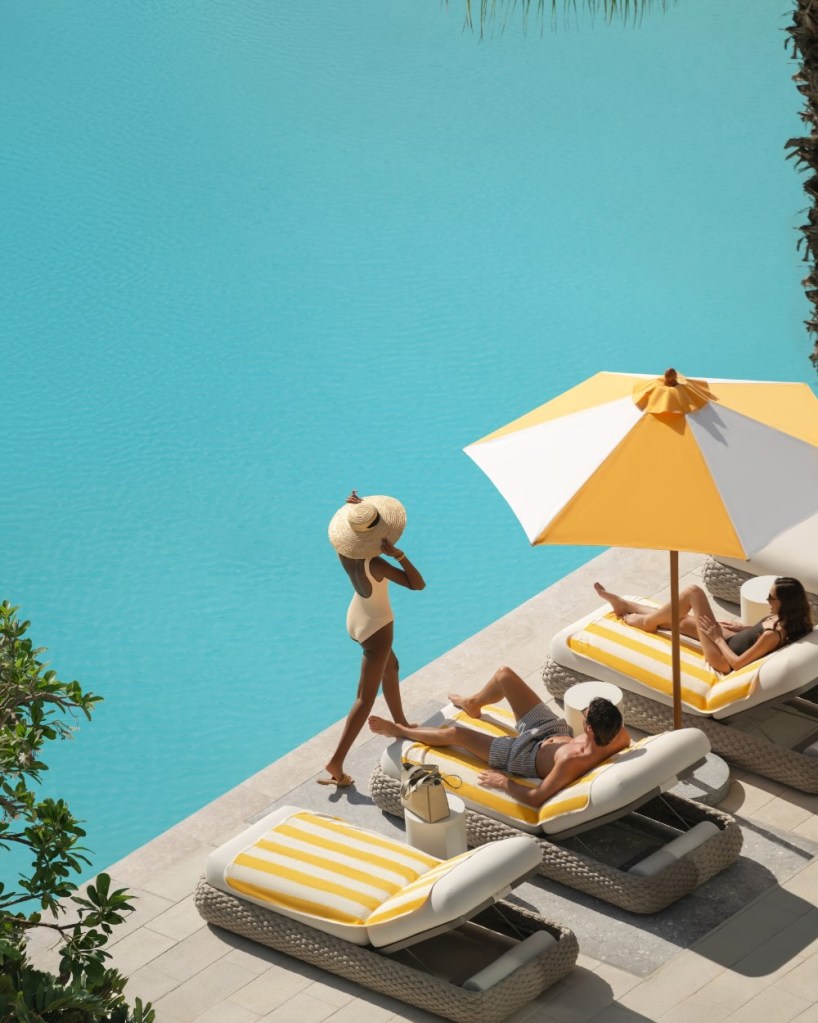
(585, 697, 622, 746)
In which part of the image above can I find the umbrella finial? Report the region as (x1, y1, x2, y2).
(632, 369, 713, 415)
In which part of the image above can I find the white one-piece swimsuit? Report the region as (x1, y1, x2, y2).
(346, 558, 394, 643)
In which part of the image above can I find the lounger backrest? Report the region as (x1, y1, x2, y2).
(222, 809, 439, 944)
(366, 836, 539, 948)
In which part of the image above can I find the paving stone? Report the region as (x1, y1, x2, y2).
(153, 960, 258, 1022)
(230, 964, 314, 1014)
(148, 894, 207, 941)
(195, 1004, 261, 1023)
(257, 991, 339, 1022)
(124, 961, 182, 1003)
(107, 925, 177, 975)
(658, 994, 731, 1023)
(722, 985, 811, 1022)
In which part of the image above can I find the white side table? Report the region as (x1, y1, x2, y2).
(405, 794, 468, 859)
(740, 574, 778, 625)
(563, 680, 624, 737)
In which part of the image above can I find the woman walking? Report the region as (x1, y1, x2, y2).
(320, 491, 425, 788)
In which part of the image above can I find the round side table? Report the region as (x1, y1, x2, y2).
(404, 794, 468, 859)
(563, 680, 624, 737)
(739, 574, 778, 625)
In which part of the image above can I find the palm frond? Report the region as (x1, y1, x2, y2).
(460, 0, 672, 35)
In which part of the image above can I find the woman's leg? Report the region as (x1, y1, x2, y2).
(322, 624, 394, 784)
(594, 582, 660, 620)
(381, 648, 413, 727)
(595, 581, 701, 638)
(596, 582, 730, 670)
(679, 585, 731, 671)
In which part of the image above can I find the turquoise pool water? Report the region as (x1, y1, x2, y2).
(1, 0, 814, 882)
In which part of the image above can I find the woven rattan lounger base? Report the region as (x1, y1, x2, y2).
(543, 656, 818, 794)
(194, 879, 578, 1023)
(369, 767, 741, 915)
(702, 556, 818, 618)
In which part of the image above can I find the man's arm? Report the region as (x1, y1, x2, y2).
(478, 756, 582, 809)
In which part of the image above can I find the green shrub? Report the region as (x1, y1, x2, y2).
(0, 601, 153, 1022)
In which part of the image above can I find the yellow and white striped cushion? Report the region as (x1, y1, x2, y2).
(223, 809, 438, 942)
(567, 609, 763, 713)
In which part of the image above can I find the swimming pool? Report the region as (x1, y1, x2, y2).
(1, 0, 813, 883)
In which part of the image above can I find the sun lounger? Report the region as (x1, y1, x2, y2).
(545, 604, 818, 793)
(194, 804, 578, 1023)
(701, 511, 818, 616)
(369, 703, 741, 914)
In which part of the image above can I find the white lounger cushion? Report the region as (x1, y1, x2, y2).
(551, 605, 818, 719)
(205, 805, 540, 948)
(379, 705, 710, 836)
(714, 510, 818, 595)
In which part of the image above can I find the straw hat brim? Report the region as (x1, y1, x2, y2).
(328, 495, 406, 559)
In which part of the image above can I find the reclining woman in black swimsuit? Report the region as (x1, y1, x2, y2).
(594, 577, 813, 674)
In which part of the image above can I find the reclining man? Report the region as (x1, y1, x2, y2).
(369, 665, 630, 808)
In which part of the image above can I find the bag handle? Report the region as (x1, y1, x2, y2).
(401, 759, 461, 792)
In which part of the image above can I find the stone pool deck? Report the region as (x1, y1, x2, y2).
(29, 548, 818, 1021)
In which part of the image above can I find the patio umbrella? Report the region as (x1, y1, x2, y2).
(464, 369, 818, 728)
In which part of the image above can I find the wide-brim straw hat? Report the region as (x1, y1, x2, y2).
(328, 495, 406, 559)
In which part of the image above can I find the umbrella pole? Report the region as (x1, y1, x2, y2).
(670, 550, 682, 729)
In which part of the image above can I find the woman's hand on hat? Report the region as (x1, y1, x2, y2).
(346, 490, 362, 504)
(381, 539, 405, 560)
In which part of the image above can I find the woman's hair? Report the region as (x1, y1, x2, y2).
(774, 577, 813, 643)
(585, 697, 623, 746)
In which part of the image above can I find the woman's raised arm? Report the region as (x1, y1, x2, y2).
(376, 538, 426, 590)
